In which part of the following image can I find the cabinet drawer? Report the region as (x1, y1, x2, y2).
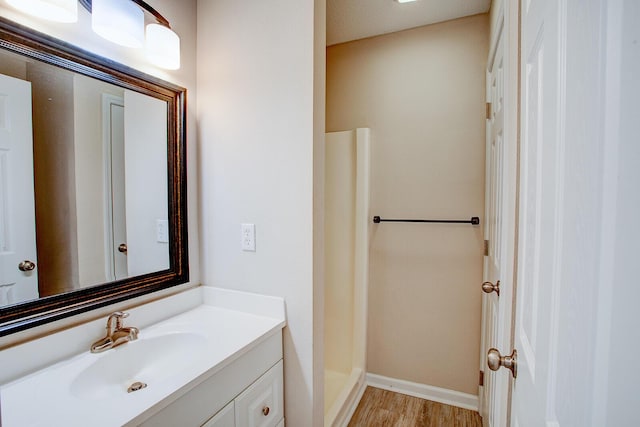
(202, 401, 235, 427)
(235, 360, 283, 427)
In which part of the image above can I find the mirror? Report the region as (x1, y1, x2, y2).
(0, 17, 188, 336)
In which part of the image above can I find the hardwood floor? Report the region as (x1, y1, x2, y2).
(348, 387, 482, 427)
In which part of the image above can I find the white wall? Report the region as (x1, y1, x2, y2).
(196, 0, 322, 425)
(0, 0, 199, 347)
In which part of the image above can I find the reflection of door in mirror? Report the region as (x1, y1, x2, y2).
(123, 90, 169, 277)
(74, 75, 127, 288)
(101, 94, 128, 282)
(0, 73, 39, 307)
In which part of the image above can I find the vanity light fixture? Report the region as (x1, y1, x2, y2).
(395, 0, 419, 3)
(5, 0, 181, 70)
(146, 23, 180, 70)
(82, 0, 181, 70)
(91, 0, 144, 48)
(6, 0, 78, 23)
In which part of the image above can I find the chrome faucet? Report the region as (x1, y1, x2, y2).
(90, 311, 139, 353)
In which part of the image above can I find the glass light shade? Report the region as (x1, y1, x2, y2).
(92, 0, 144, 48)
(146, 24, 181, 70)
(6, 0, 77, 23)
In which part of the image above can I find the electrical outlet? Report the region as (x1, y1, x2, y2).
(241, 223, 256, 251)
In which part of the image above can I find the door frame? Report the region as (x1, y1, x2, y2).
(479, 13, 505, 422)
(480, 1, 521, 425)
(101, 93, 125, 282)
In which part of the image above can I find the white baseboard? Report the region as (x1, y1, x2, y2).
(366, 373, 479, 411)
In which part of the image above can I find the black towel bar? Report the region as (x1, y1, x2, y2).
(372, 216, 480, 225)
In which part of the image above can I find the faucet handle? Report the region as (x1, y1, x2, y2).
(106, 311, 129, 331)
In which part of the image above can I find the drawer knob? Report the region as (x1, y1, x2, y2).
(262, 406, 270, 416)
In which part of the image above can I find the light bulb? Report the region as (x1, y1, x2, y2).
(92, 0, 144, 48)
(146, 24, 180, 70)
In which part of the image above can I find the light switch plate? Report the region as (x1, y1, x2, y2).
(241, 223, 256, 251)
(156, 219, 169, 243)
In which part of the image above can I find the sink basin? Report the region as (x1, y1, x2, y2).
(1, 292, 287, 427)
(70, 332, 206, 400)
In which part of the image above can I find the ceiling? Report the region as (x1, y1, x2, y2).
(327, 0, 491, 46)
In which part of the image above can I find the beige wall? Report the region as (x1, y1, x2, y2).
(0, 52, 26, 79)
(28, 63, 80, 297)
(197, 0, 324, 425)
(327, 14, 488, 395)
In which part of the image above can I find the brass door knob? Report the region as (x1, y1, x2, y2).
(18, 260, 36, 272)
(482, 280, 500, 296)
(118, 243, 128, 254)
(262, 406, 270, 416)
(487, 348, 517, 378)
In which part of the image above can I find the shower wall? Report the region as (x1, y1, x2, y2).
(326, 14, 488, 396)
(324, 128, 369, 425)
(324, 130, 356, 377)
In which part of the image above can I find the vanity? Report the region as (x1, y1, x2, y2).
(0, 287, 286, 427)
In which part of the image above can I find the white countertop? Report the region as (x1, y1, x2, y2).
(0, 287, 286, 427)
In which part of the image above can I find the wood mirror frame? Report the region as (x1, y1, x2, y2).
(0, 17, 188, 336)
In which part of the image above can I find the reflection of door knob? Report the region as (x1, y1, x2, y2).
(118, 244, 128, 254)
(18, 260, 36, 272)
(482, 280, 500, 296)
(487, 348, 517, 378)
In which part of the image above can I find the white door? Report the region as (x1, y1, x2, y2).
(511, 0, 561, 424)
(480, 6, 518, 425)
(510, 0, 629, 424)
(0, 73, 38, 306)
(123, 89, 169, 277)
(102, 94, 128, 281)
(480, 29, 505, 427)
(485, 0, 633, 424)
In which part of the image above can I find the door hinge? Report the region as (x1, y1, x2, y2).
(486, 102, 492, 120)
(484, 240, 489, 256)
(479, 370, 485, 386)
